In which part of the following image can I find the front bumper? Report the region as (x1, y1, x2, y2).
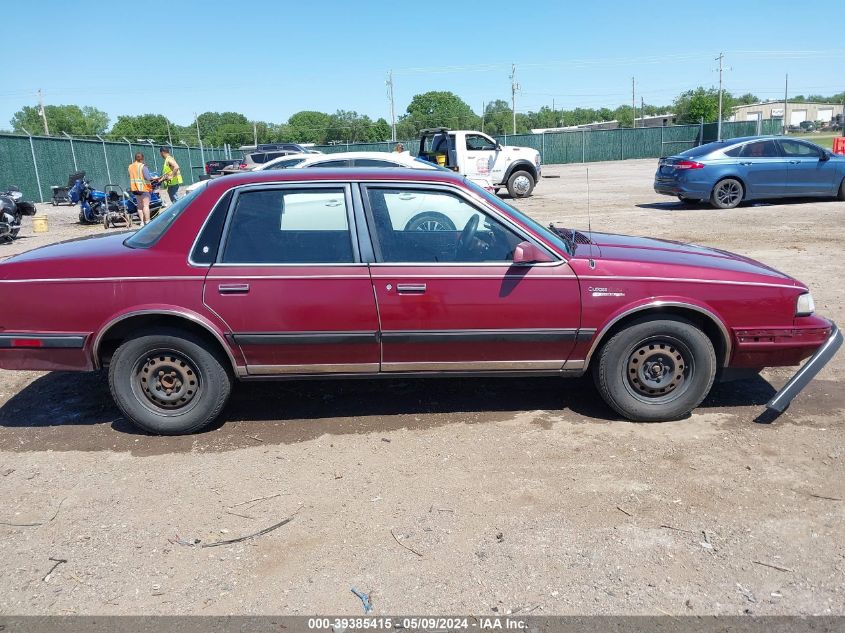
(766, 322, 842, 413)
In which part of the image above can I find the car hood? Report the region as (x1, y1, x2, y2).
(568, 230, 799, 284)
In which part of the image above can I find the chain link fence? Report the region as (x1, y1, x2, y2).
(0, 134, 235, 202)
(1, 120, 781, 202)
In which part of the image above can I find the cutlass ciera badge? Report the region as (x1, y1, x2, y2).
(588, 286, 626, 297)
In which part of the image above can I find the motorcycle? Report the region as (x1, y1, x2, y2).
(69, 171, 163, 227)
(0, 186, 37, 242)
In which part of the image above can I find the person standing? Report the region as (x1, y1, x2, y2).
(159, 146, 183, 204)
(128, 152, 153, 226)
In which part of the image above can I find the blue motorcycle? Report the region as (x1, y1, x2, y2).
(69, 171, 163, 227)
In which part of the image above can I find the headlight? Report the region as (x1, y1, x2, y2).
(796, 292, 815, 316)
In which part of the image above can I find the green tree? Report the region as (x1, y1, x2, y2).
(109, 114, 173, 142)
(673, 87, 735, 124)
(286, 111, 333, 144)
(736, 93, 759, 105)
(371, 117, 392, 142)
(195, 111, 251, 145)
(11, 104, 109, 136)
(400, 91, 480, 136)
(326, 110, 375, 143)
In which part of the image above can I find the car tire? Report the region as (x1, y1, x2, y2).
(9, 211, 21, 239)
(710, 178, 744, 209)
(838, 177, 845, 201)
(593, 316, 716, 422)
(404, 212, 456, 232)
(506, 170, 535, 198)
(108, 327, 233, 435)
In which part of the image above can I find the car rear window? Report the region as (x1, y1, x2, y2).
(678, 141, 732, 158)
(124, 186, 203, 249)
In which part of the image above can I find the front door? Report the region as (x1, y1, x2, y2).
(463, 133, 500, 185)
(779, 139, 839, 195)
(203, 184, 380, 375)
(361, 183, 582, 372)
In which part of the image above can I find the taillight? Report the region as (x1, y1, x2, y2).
(11, 338, 43, 348)
(674, 160, 705, 170)
(205, 165, 210, 174)
(239, 163, 247, 169)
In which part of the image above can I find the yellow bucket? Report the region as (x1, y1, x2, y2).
(32, 215, 49, 233)
(435, 153, 446, 167)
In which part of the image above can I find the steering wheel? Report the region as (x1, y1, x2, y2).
(457, 214, 480, 256)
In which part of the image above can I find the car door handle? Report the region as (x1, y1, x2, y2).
(396, 283, 426, 294)
(218, 283, 250, 295)
(788, 160, 801, 164)
(739, 161, 754, 166)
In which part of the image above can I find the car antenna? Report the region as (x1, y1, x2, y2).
(586, 166, 596, 267)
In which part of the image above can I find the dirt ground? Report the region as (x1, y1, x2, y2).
(1, 159, 843, 616)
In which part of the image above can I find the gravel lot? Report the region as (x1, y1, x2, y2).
(1, 159, 843, 616)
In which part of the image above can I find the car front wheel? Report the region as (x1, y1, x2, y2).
(593, 317, 716, 421)
(710, 178, 743, 209)
(108, 328, 233, 435)
(506, 170, 535, 198)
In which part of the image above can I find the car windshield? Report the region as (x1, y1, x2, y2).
(463, 179, 572, 256)
(124, 185, 204, 249)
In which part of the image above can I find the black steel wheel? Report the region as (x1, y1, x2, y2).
(593, 317, 716, 421)
(710, 178, 743, 209)
(109, 328, 232, 435)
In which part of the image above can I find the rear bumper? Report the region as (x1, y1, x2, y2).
(0, 334, 93, 371)
(767, 322, 842, 413)
(653, 174, 711, 199)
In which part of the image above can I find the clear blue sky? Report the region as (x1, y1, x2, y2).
(3, 0, 843, 129)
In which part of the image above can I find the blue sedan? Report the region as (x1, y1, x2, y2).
(654, 135, 845, 209)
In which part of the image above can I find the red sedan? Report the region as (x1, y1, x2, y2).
(0, 169, 840, 434)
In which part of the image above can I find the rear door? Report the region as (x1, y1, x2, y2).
(778, 139, 839, 195)
(203, 184, 380, 375)
(731, 139, 788, 196)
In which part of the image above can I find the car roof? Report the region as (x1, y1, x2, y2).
(201, 167, 466, 192)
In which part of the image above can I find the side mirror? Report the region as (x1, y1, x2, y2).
(512, 240, 554, 265)
(495, 143, 503, 151)
(820, 150, 831, 162)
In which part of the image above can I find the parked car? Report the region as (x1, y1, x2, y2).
(239, 143, 318, 154)
(655, 136, 845, 208)
(221, 150, 302, 174)
(259, 150, 438, 171)
(204, 159, 242, 176)
(0, 168, 839, 435)
(418, 128, 541, 198)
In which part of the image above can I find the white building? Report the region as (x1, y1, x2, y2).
(730, 101, 844, 126)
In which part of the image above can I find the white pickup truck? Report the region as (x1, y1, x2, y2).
(418, 128, 542, 198)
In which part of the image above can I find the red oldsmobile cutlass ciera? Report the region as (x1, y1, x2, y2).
(1, 169, 840, 434)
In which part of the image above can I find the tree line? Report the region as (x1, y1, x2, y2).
(8, 89, 845, 146)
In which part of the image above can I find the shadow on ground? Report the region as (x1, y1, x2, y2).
(0, 368, 811, 455)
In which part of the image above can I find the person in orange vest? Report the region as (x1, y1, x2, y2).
(128, 152, 154, 226)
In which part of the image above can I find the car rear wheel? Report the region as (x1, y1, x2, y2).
(593, 317, 716, 421)
(108, 327, 233, 435)
(710, 178, 744, 209)
(507, 170, 535, 198)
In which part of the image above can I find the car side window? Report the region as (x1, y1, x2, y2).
(310, 159, 351, 168)
(465, 134, 497, 151)
(739, 140, 779, 158)
(780, 140, 821, 158)
(220, 188, 354, 264)
(366, 187, 524, 264)
(355, 158, 400, 167)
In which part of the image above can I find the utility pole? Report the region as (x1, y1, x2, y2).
(481, 101, 485, 133)
(166, 121, 173, 146)
(641, 96, 645, 127)
(38, 89, 49, 135)
(194, 112, 205, 165)
(387, 70, 396, 142)
(783, 74, 789, 135)
(631, 77, 636, 127)
(253, 122, 258, 147)
(716, 52, 724, 141)
(510, 64, 519, 134)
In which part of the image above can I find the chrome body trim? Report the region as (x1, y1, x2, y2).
(381, 328, 581, 344)
(575, 274, 800, 290)
(92, 309, 240, 374)
(381, 360, 566, 372)
(234, 331, 378, 345)
(248, 362, 380, 375)
(581, 301, 733, 369)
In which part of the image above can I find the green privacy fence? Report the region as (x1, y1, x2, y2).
(312, 119, 783, 164)
(1, 120, 783, 201)
(0, 133, 235, 202)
